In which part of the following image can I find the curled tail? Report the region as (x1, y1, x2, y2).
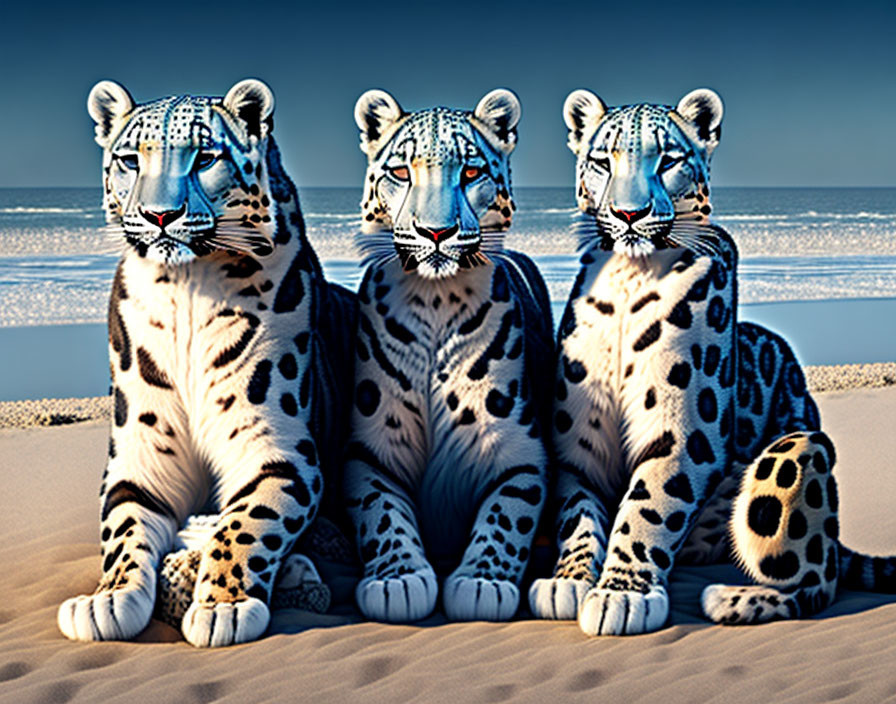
(838, 544, 896, 593)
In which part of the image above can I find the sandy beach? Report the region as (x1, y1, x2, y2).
(1, 377, 895, 703)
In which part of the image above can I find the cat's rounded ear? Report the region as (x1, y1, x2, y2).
(87, 80, 134, 146)
(355, 89, 404, 157)
(563, 89, 607, 155)
(474, 88, 521, 153)
(223, 79, 275, 139)
(676, 88, 723, 157)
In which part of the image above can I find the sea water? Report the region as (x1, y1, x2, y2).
(1, 187, 894, 399)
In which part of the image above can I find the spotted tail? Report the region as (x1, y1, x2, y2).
(838, 545, 896, 593)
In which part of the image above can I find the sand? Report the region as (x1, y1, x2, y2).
(2, 384, 896, 703)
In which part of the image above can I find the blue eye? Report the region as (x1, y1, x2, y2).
(117, 154, 139, 170)
(195, 151, 218, 170)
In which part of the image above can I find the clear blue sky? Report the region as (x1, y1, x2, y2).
(2, 0, 894, 188)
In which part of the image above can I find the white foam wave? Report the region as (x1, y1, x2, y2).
(719, 211, 896, 222)
(526, 207, 578, 215)
(0, 207, 95, 214)
(304, 213, 361, 220)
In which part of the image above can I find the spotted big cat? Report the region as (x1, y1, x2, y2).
(528, 87, 896, 635)
(57, 79, 356, 647)
(344, 88, 554, 622)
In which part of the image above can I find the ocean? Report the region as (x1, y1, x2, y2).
(1, 187, 895, 400)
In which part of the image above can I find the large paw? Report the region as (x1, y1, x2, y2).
(528, 577, 592, 620)
(58, 586, 154, 642)
(702, 584, 794, 625)
(578, 585, 669, 636)
(355, 569, 438, 623)
(182, 597, 270, 647)
(443, 576, 519, 621)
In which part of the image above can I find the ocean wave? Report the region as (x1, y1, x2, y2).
(0, 206, 96, 214)
(525, 207, 578, 215)
(719, 211, 896, 222)
(304, 213, 361, 220)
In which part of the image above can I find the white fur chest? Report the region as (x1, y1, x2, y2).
(556, 246, 732, 496)
(354, 260, 532, 496)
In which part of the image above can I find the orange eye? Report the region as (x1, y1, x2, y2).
(462, 166, 482, 183)
(390, 166, 410, 182)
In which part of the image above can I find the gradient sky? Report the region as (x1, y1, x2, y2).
(2, 0, 895, 188)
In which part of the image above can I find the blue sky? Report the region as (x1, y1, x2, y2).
(2, 0, 895, 188)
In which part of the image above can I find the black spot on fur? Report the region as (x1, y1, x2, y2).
(629, 480, 651, 501)
(788, 510, 808, 540)
(664, 473, 695, 503)
(631, 292, 659, 313)
(755, 457, 776, 481)
(516, 517, 534, 534)
(776, 460, 798, 489)
(281, 393, 298, 416)
(698, 388, 717, 422)
(748, 496, 782, 537)
(102, 480, 174, 521)
(385, 317, 416, 344)
(640, 508, 663, 525)
(248, 557, 268, 573)
(703, 345, 721, 376)
(138, 412, 156, 426)
(759, 341, 776, 386)
(294, 332, 310, 355)
(806, 535, 823, 564)
(249, 505, 279, 520)
(809, 432, 836, 466)
(114, 387, 128, 427)
(686, 430, 715, 465)
(137, 347, 172, 389)
(805, 479, 823, 509)
(635, 431, 676, 468)
(824, 517, 839, 540)
(222, 257, 263, 278)
(668, 362, 692, 389)
(468, 309, 515, 380)
(563, 356, 587, 383)
(498, 484, 542, 506)
(686, 274, 710, 302)
(486, 388, 514, 418)
(272, 252, 311, 313)
(665, 511, 685, 532)
(213, 319, 258, 368)
(459, 301, 492, 335)
(247, 360, 273, 404)
(650, 547, 671, 570)
(667, 300, 692, 329)
(459, 408, 476, 425)
(356, 379, 380, 416)
(278, 353, 297, 380)
(759, 551, 800, 580)
(827, 476, 838, 512)
(633, 321, 661, 351)
(296, 439, 317, 467)
(645, 388, 656, 409)
(108, 268, 131, 371)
